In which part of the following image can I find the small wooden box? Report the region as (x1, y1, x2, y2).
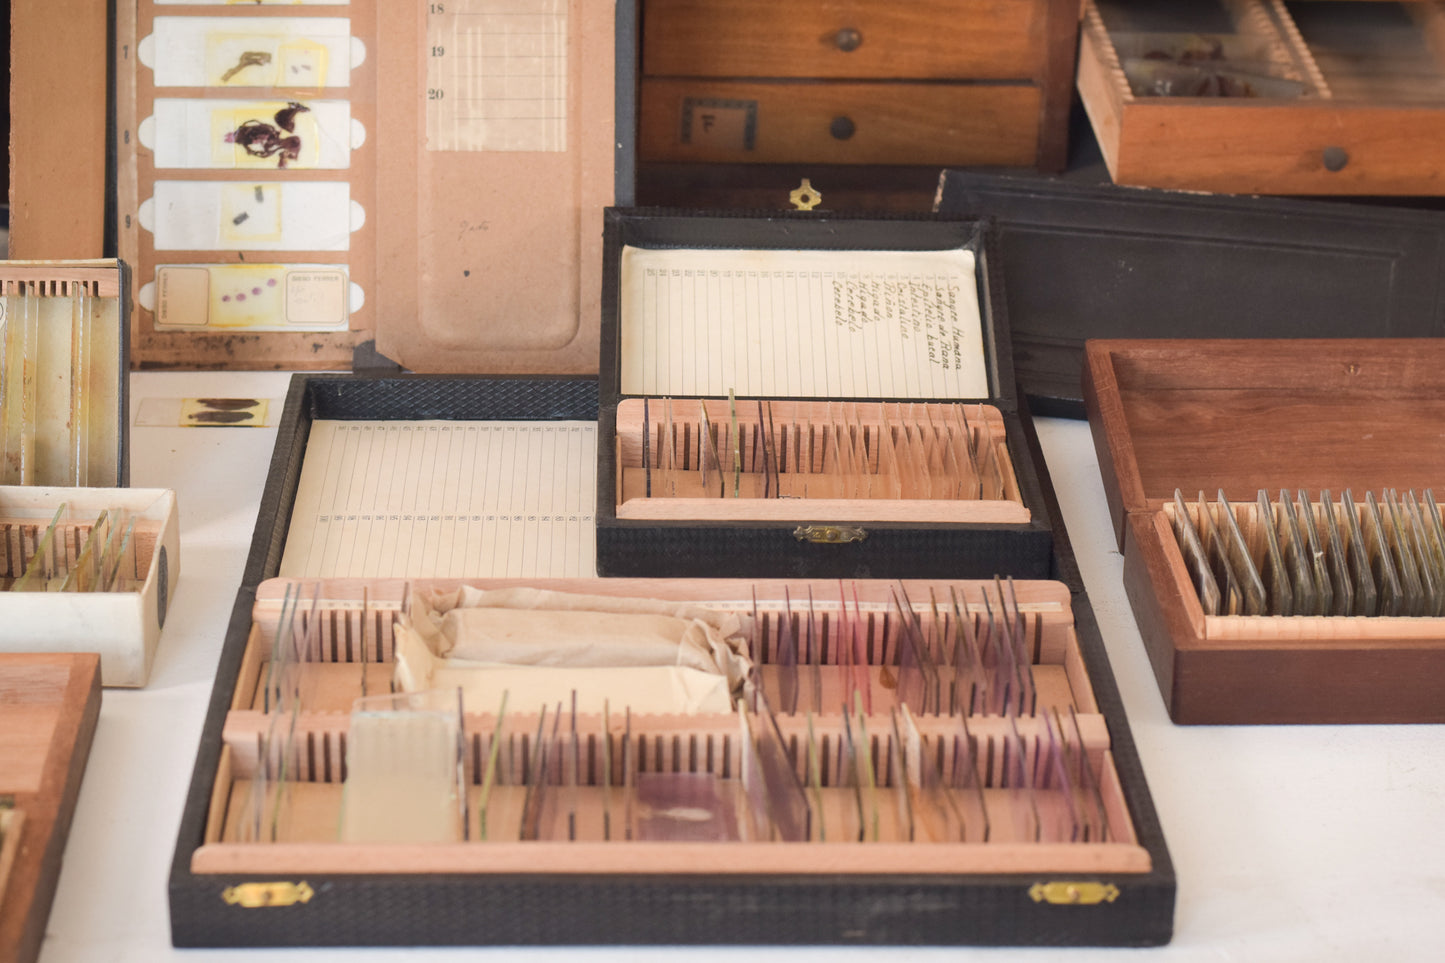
(0, 653, 102, 963)
(1084, 338, 1445, 724)
(1077, 0, 1445, 195)
(594, 210, 1056, 580)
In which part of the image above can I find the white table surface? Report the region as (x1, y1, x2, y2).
(33, 370, 1445, 962)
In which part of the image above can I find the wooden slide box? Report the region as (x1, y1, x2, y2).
(0, 653, 102, 963)
(0, 487, 180, 687)
(1084, 338, 1445, 724)
(1078, 0, 1445, 196)
(595, 210, 1056, 580)
(169, 575, 1174, 947)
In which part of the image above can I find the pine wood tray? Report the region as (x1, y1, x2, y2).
(170, 576, 1174, 946)
(1084, 338, 1445, 723)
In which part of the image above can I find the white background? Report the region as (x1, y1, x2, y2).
(34, 370, 1445, 962)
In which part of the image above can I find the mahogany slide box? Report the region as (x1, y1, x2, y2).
(1085, 338, 1445, 724)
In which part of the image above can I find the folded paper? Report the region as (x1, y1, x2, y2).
(394, 586, 754, 715)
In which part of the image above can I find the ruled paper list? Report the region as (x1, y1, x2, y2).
(279, 420, 596, 578)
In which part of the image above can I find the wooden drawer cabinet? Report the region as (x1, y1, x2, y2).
(1078, 0, 1445, 195)
(639, 0, 1079, 169)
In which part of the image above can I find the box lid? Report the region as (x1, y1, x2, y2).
(114, 0, 636, 373)
(936, 171, 1445, 416)
(0, 260, 130, 488)
(1084, 338, 1445, 547)
(599, 209, 1018, 410)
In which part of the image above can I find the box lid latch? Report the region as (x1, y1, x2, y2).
(222, 881, 315, 908)
(1029, 881, 1119, 906)
(793, 525, 867, 545)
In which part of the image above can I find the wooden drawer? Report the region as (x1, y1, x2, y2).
(1078, 0, 1445, 195)
(643, 0, 1043, 80)
(639, 80, 1041, 165)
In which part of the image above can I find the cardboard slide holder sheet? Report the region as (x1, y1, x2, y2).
(115, 0, 632, 372)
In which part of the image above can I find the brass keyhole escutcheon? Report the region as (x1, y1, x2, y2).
(789, 179, 823, 211)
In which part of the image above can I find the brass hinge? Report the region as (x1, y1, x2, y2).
(222, 881, 315, 908)
(1029, 881, 1119, 906)
(793, 524, 867, 545)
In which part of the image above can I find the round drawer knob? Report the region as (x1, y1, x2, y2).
(830, 116, 856, 140)
(834, 28, 863, 52)
(1322, 146, 1349, 172)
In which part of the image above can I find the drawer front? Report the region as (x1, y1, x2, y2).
(643, 0, 1044, 81)
(639, 80, 1041, 166)
(1111, 102, 1445, 195)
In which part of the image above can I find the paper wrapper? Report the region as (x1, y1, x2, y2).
(393, 587, 754, 715)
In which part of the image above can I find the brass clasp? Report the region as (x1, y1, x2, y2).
(793, 525, 867, 544)
(222, 881, 315, 908)
(1028, 881, 1120, 906)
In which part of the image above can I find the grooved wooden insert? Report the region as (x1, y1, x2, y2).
(613, 400, 1029, 523)
(192, 577, 1148, 876)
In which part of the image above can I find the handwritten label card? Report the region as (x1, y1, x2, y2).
(618, 247, 987, 399)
